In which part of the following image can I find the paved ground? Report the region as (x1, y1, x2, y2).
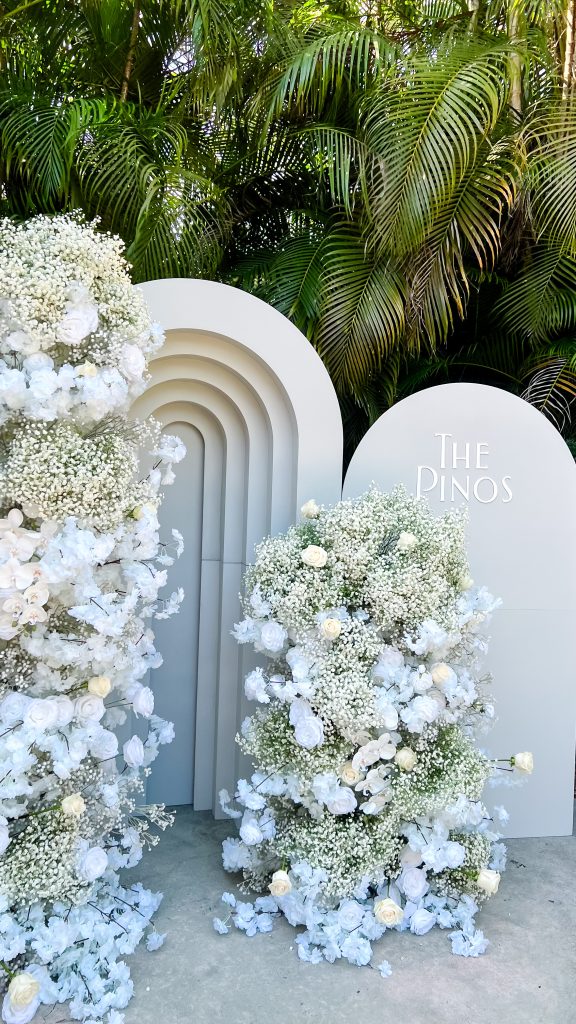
(119, 806, 576, 1024)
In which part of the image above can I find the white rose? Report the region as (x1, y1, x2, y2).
(320, 617, 341, 641)
(7, 974, 40, 1011)
(374, 897, 403, 927)
(2, 991, 39, 1024)
(120, 343, 146, 382)
(300, 544, 328, 568)
(61, 793, 86, 817)
(326, 786, 357, 815)
(337, 900, 365, 931)
(87, 675, 111, 698)
(89, 728, 119, 760)
(476, 868, 500, 895)
(260, 620, 287, 653)
(0, 817, 10, 854)
(79, 846, 108, 882)
(340, 762, 363, 786)
(23, 698, 60, 731)
(294, 714, 324, 749)
(300, 499, 320, 519)
(400, 867, 429, 902)
(394, 747, 418, 771)
(431, 662, 453, 686)
(459, 572, 474, 590)
(269, 869, 292, 897)
(74, 694, 105, 723)
(132, 685, 154, 718)
(513, 751, 533, 774)
(45, 696, 72, 729)
(0, 692, 31, 724)
(396, 531, 418, 552)
(239, 819, 263, 846)
(123, 735, 145, 767)
(57, 303, 99, 345)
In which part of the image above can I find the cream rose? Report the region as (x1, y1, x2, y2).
(7, 973, 40, 1010)
(300, 499, 320, 519)
(340, 762, 363, 786)
(374, 897, 403, 927)
(513, 751, 533, 774)
(476, 868, 500, 895)
(269, 869, 292, 897)
(301, 544, 328, 568)
(87, 675, 112, 698)
(395, 747, 417, 771)
(431, 662, 452, 686)
(459, 572, 474, 590)
(61, 793, 86, 817)
(396, 531, 417, 552)
(76, 361, 98, 377)
(320, 617, 341, 641)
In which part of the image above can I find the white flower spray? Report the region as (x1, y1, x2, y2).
(0, 214, 185, 1022)
(216, 488, 532, 970)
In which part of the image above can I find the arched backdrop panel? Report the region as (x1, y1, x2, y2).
(132, 279, 343, 814)
(344, 383, 576, 838)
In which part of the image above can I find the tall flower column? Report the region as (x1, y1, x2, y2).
(0, 215, 184, 1023)
(217, 489, 532, 970)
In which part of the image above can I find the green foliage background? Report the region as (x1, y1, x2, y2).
(2, 0, 576, 460)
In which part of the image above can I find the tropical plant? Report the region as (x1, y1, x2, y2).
(1, 0, 576, 452)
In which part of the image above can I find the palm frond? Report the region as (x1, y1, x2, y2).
(258, 27, 396, 120)
(362, 39, 514, 259)
(314, 227, 406, 393)
(493, 241, 576, 341)
(520, 357, 576, 431)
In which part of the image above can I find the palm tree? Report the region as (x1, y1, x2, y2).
(227, 1, 576, 454)
(1, 0, 576, 454)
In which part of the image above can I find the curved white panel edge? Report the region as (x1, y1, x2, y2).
(344, 383, 576, 839)
(135, 278, 344, 815)
(140, 278, 344, 513)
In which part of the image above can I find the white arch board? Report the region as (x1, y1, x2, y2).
(133, 279, 344, 814)
(344, 383, 576, 838)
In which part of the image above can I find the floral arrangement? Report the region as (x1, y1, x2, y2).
(0, 214, 185, 1023)
(216, 489, 533, 972)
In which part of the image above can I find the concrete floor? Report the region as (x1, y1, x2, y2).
(121, 806, 576, 1024)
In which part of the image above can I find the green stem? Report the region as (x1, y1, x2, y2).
(0, 960, 15, 980)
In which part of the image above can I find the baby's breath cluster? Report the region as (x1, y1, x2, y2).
(0, 213, 163, 427)
(0, 214, 185, 1024)
(217, 488, 531, 971)
(0, 421, 151, 530)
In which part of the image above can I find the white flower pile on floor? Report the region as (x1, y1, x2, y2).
(217, 489, 532, 972)
(0, 214, 185, 1023)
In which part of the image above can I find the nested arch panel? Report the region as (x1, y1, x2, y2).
(134, 279, 343, 813)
